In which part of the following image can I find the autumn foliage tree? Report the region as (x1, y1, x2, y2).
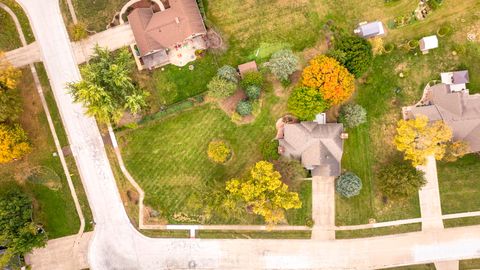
(287, 86, 329, 121)
(301, 55, 355, 105)
(394, 115, 452, 166)
(225, 161, 301, 225)
(0, 53, 22, 122)
(0, 124, 31, 163)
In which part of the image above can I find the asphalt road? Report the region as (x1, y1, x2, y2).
(16, 0, 480, 269)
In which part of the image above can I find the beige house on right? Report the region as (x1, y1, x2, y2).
(404, 71, 480, 152)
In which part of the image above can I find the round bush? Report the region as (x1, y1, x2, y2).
(408, 39, 418, 50)
(384, 43, 395, 53)
(378, 163, 426, 200)
(245, 85, 261, 100)
(268, 49, 299, 81)
(335, 172, 362, 198)
(240, 71, 264, 88)
(236, 100, 253, 116)
(437, 25, 452, 37)
(339, 103, 367, 128)
(207, 141, 232, 164)
(217, 65, 238, 83)
(207, 76, 237, 99)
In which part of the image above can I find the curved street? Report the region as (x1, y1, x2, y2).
(15, 0, 480, 269)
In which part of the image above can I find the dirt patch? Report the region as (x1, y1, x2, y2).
(126, 189, 139, 204)
(301, 40, 329, 63)
(326, 105, 340, 123)
(218, 89, 246, 115)
(144, 206, 167, 225)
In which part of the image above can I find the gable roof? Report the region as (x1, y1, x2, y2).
(238, 61, 258, 77)
(128, 0, 206, 56)
(420, 35, 439, 51)
(356, 21, 385, 38)
(279, 122, 344, 176)
(408, 83, 480, 152)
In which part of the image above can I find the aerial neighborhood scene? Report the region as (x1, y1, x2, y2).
(1, 0, 480, 269)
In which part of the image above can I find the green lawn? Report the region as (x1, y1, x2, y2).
(119, 92, 310, 225)
(0, 0, 35, 46)
(438, 155, 480, 214)
(70, 0, 125, 32)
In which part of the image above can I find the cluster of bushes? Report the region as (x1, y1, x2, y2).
(236, 71, 264, 116)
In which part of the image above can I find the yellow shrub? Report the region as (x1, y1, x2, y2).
(207, 141, 231, 164)
(0, 124, 31, 163)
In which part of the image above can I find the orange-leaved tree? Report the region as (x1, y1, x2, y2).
(301, 55, 355, 105)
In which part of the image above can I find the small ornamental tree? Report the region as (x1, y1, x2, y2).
(245, 85, 261, 100)
(442, 141, 469, 162)
(0, 52, 21, 91)
(207, 76, 237, 98)
(331, 34, 373, 78)
(0, 87, 22, 123)
(240, 71, 264, 88)
(0, 124, 31, 164)
(236, 100, 253, 116)
(68, 22, 88, 41)
(273, 158, 307, 186)
(287, 86, 329, 121)
(225, 161, 301, 225)
(394, 115, 452, 166)
(377, 162, 426, 200)
(0, 190, 46, 267)
(207, 141, 232, 164)
(301, 55, 355, 105)
(267, 49, 299, 81)
(217, 65, 238, 84)
(335, 172, 362, 198)
(339, 103, 367, 128)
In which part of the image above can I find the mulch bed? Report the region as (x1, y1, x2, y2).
(218, 89, 246, 115)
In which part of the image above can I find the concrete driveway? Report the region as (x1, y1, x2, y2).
(17, 0, 480, 268)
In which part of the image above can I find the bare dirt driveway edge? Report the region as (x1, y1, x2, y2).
(16, 0, 480, 269)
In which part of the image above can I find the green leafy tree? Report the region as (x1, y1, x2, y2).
(0, 190, 46, 267)
(225, 161, 301, 225)
(236, 100, 253, 116)
(267, 49, 299, 81)
(287, 86, 329, 121)
(245, 85, 261, 100)
(217, 65, 238, 84)
(331, 34, 373, 78)
(68, 46, 148, 123)
(339, 103, 367, 128)
(207, 76, 237, 98)
(377, 162, 426, 199)
(335, 172, 362, 198)
(0, 88, 22, 123)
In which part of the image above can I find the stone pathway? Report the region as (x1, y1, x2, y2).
(417, 155, 444, 230)
(311, 176, 335, 240)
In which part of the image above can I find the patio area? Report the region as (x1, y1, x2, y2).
(168, 35, 207, 67)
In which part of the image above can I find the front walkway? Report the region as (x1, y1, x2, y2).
(417, 155, 444, 230)
(311, 176, 335, 240)
(5, 23, 135, 67)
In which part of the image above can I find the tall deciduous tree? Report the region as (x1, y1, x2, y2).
(288, 86, 329, 121)
(225, 161, 301, 225)
(301, 55, 355, 105)
(68, 46, 148, 123)
(0, 124, 30, 163)
(267, 49, 299, 81)
(0, 190, 46, 267)
(394, 115, 452, 166)
(330, 34, 373, 78)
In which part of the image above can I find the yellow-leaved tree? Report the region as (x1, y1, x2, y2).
(0, 124, 31, 163)
(394, 115, 452, 166)
(0, 52, 21, 90)
(301, 55, 355, 105)
(225, 161, 301, 225)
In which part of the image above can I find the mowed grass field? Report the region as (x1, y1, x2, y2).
(119, 93, 312, 224)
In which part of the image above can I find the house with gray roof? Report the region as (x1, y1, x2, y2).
(405, 83, 480, 152)
(278, 121, 345, 177)
(354, 21, 386, 38)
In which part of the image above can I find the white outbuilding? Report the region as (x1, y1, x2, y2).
(419, 35, 439, 54)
